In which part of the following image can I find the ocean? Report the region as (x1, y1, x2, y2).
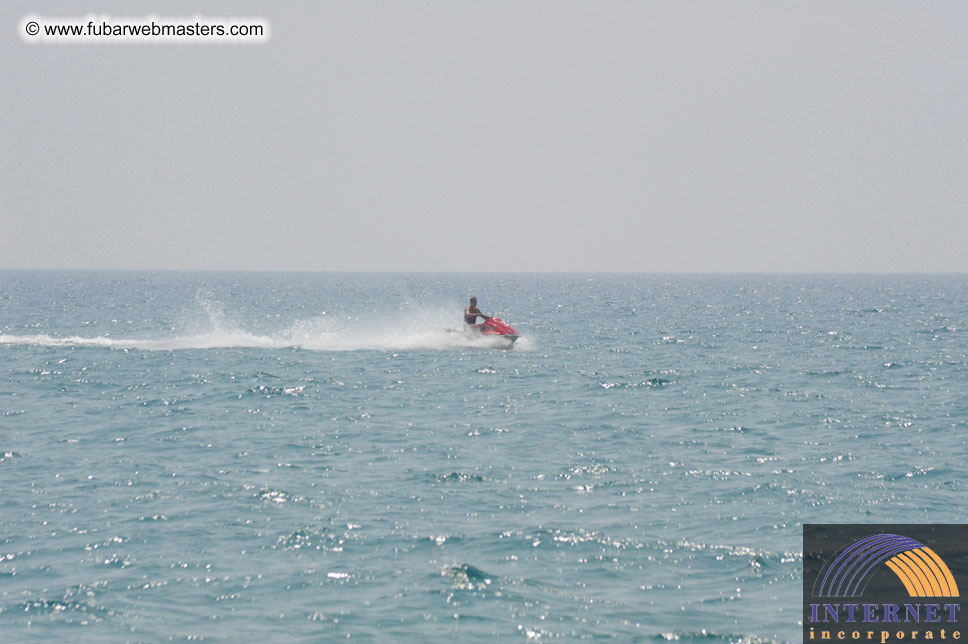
(1, 271, 965, 642)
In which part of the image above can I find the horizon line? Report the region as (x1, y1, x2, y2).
(1, 267, 967, 276)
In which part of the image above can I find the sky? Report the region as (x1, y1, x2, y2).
(2, 1, 966, 272)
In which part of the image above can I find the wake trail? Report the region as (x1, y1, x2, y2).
(0, 329, 521, 351)
(0, 306, 529, 352)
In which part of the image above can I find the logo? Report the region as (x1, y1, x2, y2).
(815, 533, 959, 599)
(804, 525, 966, 643)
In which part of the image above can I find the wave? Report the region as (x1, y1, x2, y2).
(0, 303, 530, 353)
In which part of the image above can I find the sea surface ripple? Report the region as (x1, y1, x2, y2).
(1, 271, 966, 642)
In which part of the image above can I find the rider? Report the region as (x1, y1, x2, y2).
(464, 297, 488, 328)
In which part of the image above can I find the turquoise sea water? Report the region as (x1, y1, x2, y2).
(1, 271, 966, 642)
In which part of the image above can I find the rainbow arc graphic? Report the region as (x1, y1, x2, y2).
(814, 534, 959, 598)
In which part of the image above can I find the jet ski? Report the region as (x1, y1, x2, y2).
(446, 315, 521, 346)
(475, 317, 520, 344)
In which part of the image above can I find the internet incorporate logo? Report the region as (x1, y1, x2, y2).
(803, 525, 966, 644)
(814, 534, 959, 599)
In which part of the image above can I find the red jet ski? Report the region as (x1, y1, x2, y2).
(476, 317, 520, 344)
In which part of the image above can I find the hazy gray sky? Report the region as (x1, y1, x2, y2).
(2, 1, 966, 272)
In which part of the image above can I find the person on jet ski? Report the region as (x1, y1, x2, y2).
(464, 297, 489, 328)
